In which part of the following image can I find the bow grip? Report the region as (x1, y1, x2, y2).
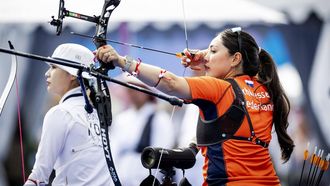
(93, 36, 115, 72)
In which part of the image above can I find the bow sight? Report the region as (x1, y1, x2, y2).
(50, 0, 120, 36)
(50, 0, 121, 73)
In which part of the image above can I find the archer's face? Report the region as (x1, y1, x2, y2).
(204, 36, 235, 78)
(45, 64, 75, 98)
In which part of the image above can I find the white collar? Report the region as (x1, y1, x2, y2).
(59, 87, 82, 104)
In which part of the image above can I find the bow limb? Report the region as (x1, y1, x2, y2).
(8, 41, 26, 183)
(0, 41, 17, 116)
(93, 0, 121, 48)
(93, 0, 121, 74)
(91, 1, 123, 185)
(0, 41, 26, 183)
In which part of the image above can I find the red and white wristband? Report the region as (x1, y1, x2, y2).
(123, 56, 142, 77)
(132, 58, 142, 77)
(154, 69, 167, 87)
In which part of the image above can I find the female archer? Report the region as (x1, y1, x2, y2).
(96, 28, 295, 185)
(24, 43, 112, 186)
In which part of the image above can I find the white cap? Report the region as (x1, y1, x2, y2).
(50, 43, 94, 79)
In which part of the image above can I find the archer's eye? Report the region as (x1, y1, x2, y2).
(50, 64, 57, 69)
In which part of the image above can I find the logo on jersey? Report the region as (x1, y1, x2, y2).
(245, 80, 254, 87)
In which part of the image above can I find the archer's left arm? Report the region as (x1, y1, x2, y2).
(96, 45, 192, 99)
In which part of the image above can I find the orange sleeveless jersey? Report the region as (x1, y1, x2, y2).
(184, 75, 280, 186)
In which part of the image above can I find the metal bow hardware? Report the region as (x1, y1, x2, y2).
(50, 1, 122, 185)
(50, 0, 120, 73)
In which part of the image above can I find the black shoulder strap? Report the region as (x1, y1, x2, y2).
(226, 79, 268, 148)
(225, 79, 255, 137)
(135, 113, 155, 153)
(196, 79, 269, 148)
(196, 79, 246, 146)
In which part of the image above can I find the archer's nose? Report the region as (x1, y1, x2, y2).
(45, 68, 51, 78)
(204, 52, 210, 63)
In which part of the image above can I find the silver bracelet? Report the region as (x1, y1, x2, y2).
(123, 55, 134, 72)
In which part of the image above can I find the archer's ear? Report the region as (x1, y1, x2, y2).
(231, 52, 242, 67)
(70, 75, 78, 81)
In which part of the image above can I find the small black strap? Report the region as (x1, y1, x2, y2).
(231, 136, 269, 148)
(135, 113, 155, 153)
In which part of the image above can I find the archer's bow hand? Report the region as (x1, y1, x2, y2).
(95, 45, 124, 67)
(181, 49, 207, 71)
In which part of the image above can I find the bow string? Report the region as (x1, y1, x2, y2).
(152, 0, 193, 184)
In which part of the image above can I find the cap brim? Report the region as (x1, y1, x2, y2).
(46, 56, 95, 79)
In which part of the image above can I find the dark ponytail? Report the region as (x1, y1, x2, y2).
(258, 48, 294, 163)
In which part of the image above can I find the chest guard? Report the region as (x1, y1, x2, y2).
(196, 79, 268, 148)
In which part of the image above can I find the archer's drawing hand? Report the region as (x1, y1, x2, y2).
(181, 49, 207, 71)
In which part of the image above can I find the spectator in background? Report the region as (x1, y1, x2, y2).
(110, 74, 175, 186)
(175, 69, 205, 185)
(177, 104, 204, 185)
